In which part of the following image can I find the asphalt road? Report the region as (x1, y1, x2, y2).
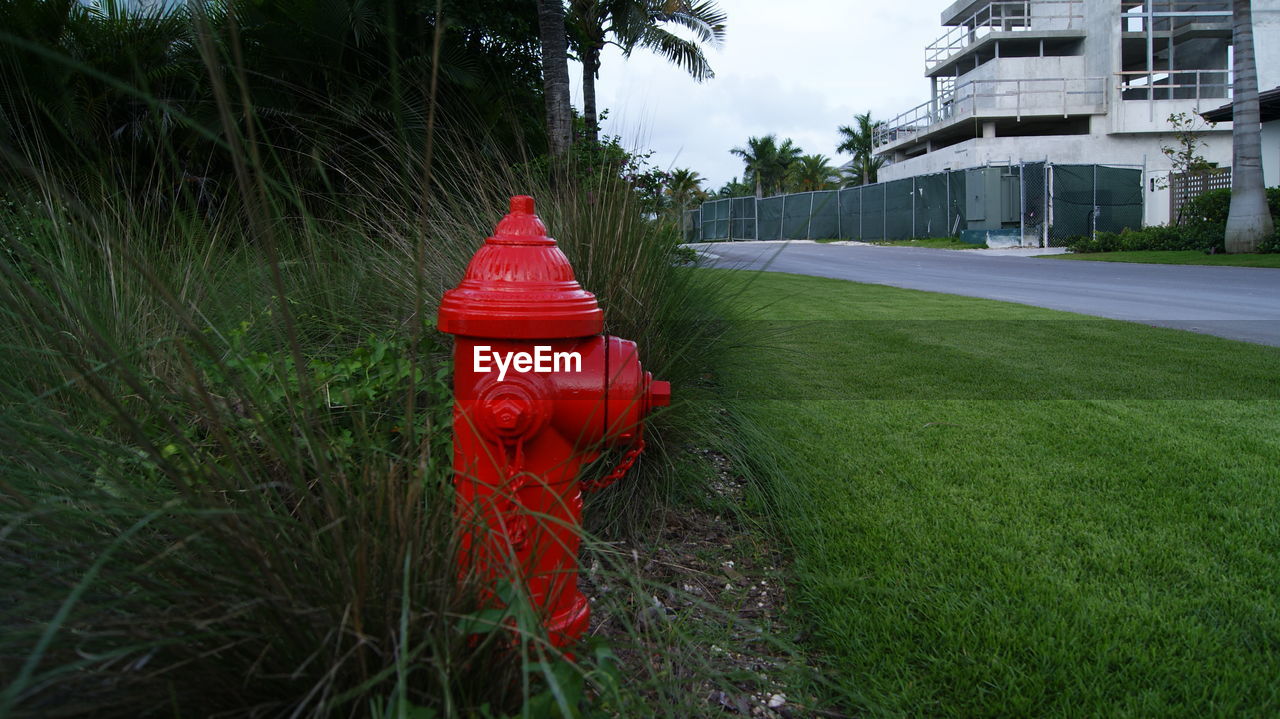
(694, 241, 1280, 347)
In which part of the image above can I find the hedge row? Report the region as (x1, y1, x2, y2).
(1066, 188, 1280, 254)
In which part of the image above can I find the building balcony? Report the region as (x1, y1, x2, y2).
(926, 0, 1086, 76)
(1110, 68, 1233, 131)
(874, 76, 1108, 154)
(1118, 68, 1231, 103)
(1119, 1, 1230, 37)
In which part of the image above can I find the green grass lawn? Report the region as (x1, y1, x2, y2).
(713, 270, 1280, 716)
(1045, 250, 1280, 267)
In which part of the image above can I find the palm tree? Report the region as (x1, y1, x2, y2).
(667, 167, 705, 209)
(1224, 0, 1274, 253)
(730, 134, 801, 198)
(837, 111, 885, 185)
(570, 0, 725, 144)
(536, 0, 573, 157)
(788, 154, 840, 192)
(716, 176, 752, 197)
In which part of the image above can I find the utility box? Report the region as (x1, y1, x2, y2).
(1000, 170, 1020, 225)
(965, 168, 989, 227)
(964, 167, 1022, 232)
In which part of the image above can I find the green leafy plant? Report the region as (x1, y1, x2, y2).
(1162, 112, 1220, 175)
(1068, 187, 1280, 254)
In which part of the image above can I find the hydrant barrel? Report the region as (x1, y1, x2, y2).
(438, 196, 669, 648)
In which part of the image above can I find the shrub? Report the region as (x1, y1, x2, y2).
(1065, 225, 1207, 253)
(1177, 186, 1280, 226)
(672, 244, 700, 264)
(1067, 187, 1280, 254)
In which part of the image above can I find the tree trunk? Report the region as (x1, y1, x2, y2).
(582, 42, 601, 145)
(1225, 0, 1275, 253)
(754, 174, 762, 199)
(536, 0, 572, 157)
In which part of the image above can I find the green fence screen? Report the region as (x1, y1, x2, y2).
(690, 163, 1142, 244)
(757, 196, 781, 240)
(838, 186, 861, 239)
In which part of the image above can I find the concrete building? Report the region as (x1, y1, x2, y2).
(1202, 85, 1280, 187)
(874, 0, 1280, 225)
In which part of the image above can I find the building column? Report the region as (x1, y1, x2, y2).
(982, 121, 997, 138)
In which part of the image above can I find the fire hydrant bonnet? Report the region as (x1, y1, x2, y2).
(437, 196, 605, 339)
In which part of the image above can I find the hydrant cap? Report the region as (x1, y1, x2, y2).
(438, 196, 604, 339)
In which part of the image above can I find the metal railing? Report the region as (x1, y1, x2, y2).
(874, 76, 1108, 149)
(925, 0, 1085, 73)
(1119, 1, 1230, 33)
(1117, 69, 1231, 102)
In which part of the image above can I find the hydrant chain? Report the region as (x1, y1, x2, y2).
(498, 439, 529, 549)
(581, 438, 647, 493)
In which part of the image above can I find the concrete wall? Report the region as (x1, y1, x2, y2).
(954, 56, 1103, 118)
(1173, 37, 1229, 73)
(1264, 120, 1280, 188)
(1083, 0, 1118, 88)
(1255, 5, 1280, 91)
(1030, 0, 1081, 31)
(941, 0, 980, 25)
(962, 55, 1086, 83)
(1110, 98, 1233, 134)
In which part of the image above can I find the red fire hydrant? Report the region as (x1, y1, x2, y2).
(438, 196, 670, 647)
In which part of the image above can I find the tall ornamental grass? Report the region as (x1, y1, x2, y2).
(0, 7, 735, 715)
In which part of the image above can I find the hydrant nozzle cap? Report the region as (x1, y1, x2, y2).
(510, 195, 535, 214)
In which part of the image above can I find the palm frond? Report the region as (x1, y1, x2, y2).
(634, 26, 712, 80)
(646, 0, 725, 48)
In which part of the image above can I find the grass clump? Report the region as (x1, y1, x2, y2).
(0, 160, 742, 714)
(712, 270, 1280, 716)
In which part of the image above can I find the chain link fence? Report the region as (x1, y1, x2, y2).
(1045, 164, 1145, 246)
(687, 162, 1143, 245)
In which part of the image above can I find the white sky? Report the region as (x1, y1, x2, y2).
(567, 0, 947, 192)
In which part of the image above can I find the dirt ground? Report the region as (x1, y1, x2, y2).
(582, 448, 847, 718)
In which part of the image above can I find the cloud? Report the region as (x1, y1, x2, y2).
(569, 0, 944, 191)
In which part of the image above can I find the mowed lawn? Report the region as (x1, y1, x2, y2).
(1046, 250, 1280, 268)
(713, 270, 1280, 717)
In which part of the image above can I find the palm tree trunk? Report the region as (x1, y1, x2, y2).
(582, 42, 601, 145)
(536, 0, 572, 157)
(1224, 0, 1275, 253)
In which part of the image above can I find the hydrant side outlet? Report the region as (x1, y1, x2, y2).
(438, 196, 669, 648)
